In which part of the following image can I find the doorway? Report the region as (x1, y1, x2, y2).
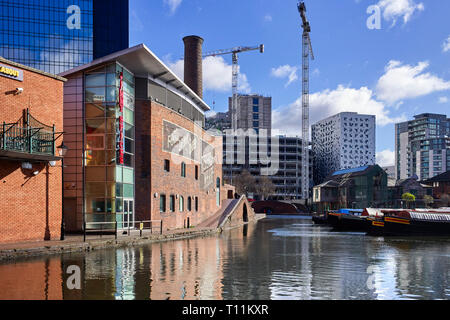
(123, 199, 134, 229)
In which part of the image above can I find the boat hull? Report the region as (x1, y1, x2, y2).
(384, 217, 450, 236)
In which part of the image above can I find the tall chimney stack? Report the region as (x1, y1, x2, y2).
(183, 35, 204, 99)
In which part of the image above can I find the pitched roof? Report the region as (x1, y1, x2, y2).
(424, 171, 450, 183)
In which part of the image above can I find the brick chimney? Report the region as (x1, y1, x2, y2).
(183, 35, 204, 99)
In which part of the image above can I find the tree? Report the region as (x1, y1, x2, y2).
(256, 176, 276, 200)
(233, 170, 256, 196)
(402, 193, 416, 209)
(423, 195, 434, 208)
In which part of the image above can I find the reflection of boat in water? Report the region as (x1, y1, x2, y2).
(312, 215, 327, 225)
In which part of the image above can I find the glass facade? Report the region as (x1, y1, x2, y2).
(84, 62, 135, 227)
(0, 0, 128, 75)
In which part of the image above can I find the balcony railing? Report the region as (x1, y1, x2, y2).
(1, 109, 56, 157)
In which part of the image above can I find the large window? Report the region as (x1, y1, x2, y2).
(84, 62, 135, 225)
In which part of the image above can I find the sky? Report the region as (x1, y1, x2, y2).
(129, 0, 450, 167)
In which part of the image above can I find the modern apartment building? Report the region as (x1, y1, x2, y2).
(0, 0, 129, 74)
(312, 112, 376, 185)
(222, 135, 313, 200)
(228, 94, 271, 135)
(395, 113, 450, 181)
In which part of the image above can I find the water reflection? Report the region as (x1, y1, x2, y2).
(0, 218, 450, 300)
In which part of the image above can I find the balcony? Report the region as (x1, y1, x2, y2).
(0, 109, 62, 162)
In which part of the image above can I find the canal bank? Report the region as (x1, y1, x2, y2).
(0, 214, 266, 261)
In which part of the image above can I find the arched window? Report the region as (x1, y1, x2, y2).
(179, 196, 184, 212)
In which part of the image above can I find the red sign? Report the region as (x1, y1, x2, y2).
(119, 72, 124, 112)
(118, 116, 124, 165)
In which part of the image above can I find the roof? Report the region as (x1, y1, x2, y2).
(60, 44, 210, 112)
(332, 166, 369, 176)
(0, 56, 66, 82)
(424, 171, 450, 183)
(315, 180, 339, 188)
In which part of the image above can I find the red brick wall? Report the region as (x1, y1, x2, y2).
(135, 100, 228, 230)
(0, 61, 64, 243)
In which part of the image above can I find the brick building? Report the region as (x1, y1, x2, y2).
(60, 41, 235, 232)
(0, 57, 65, 243)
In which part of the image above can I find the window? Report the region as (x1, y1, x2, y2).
(253, 113, 259, 120)
(179, 196, 184, 212)
(160, 195, 166, 213)
(253, 121, 259, 128)
(181, 162, 186, 177)
(195, 197, 199, 212)
(164, 159, 170, 172)
(253, 106, 259, 113)
(195, 165, 199, 180)
(187, 197, 192, 211)
(253, 98, 259, 105)
(170, 195, 175, 212)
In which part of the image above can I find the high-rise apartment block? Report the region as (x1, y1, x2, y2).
(312, 112, 376, 184)
(229, 94, 271, 134)
(0, 0, 129, 74)
(395, 113, 450, 181)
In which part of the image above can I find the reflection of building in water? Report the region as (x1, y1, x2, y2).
(114, 248, 136, 300)
(0, 258, 63, 300)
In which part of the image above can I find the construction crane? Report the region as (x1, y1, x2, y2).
(298, 1, 314, 201)
(203, 45, 264, 130)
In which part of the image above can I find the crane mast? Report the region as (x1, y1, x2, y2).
(203, 45, 264, 130)
(298, 1, 314, 201)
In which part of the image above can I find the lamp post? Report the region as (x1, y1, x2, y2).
(58, 142, 69, 240)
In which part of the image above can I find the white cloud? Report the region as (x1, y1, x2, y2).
(443, 36, 450, 53)
(439, 96, 449, 104)
(272, 85, 406, 136)
(167, 56, 251, 94)
(376, 60, 450, 105)
(164, 0, 182, 14)
(376, 149, 395, 167)
(377, 0, 424, 26)
(264, 14, 273, 22)
(271, 65, 298, 87)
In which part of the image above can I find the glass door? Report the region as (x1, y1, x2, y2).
(123, 199, 134, 229)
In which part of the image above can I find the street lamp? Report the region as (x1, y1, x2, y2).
(57, 142, 69, 240)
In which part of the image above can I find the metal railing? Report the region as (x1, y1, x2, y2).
(83, 220, 163, 242)
(1, 109, 55, 155)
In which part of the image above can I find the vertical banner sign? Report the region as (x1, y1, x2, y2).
(117, 72, 124, 165)
(118, 116, 124, 165)
(119, 72, 124, 112)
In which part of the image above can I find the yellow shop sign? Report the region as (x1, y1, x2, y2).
(0, 63, 23, 81)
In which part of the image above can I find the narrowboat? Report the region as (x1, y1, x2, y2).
(383, 209, 450, 236)
(365, 208, 401, 236)
(327, 209, 367, 231)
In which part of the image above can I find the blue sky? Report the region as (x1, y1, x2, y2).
(129, 0, 450, 166)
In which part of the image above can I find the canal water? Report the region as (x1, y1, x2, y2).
(1, 217, 450, 300)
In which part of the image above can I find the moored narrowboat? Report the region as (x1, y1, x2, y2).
(383, 210, 450, 236)
(327, 209, 367, 231)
